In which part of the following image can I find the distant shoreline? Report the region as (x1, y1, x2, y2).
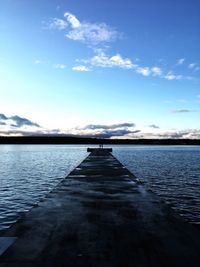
(0, 136, 200, 145)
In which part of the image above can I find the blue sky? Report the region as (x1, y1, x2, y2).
(0, 0, 200, 138)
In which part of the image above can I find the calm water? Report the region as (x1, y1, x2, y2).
(0, 145, 200, 231)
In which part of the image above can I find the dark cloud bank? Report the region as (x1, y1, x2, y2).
(0, 113, 139, 138)
(149, 124, 160, 129)
(80, 123, 135, 130)
(0, 113, 40, 128)
(1, 113, 200, 139)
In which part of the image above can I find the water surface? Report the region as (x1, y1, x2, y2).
(0, 145, 88, 230)
(113, 145, 200, 224)
(0, 145, 200, 231)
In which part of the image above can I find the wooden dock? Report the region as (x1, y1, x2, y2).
(0, 148, 200, 266)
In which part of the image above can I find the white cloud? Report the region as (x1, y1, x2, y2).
(77, 50, 191, 81)
(2, 114, 200, 139)
(78, 50, 186, 82)
(49, 18, 68, 30)
(136, 67, 151, 76)
(164, 72, 183, 80)
(64, 12, 81, 28)
(188, 63, 199, 71)
(110, 55, 133, 69)
(89, 51, 135, 69)
(151, 66, 162, 76)
(78, 50, 185, 81)
(177, 58, 185, 65)
(54, 64, 66, 69)
(188, 63, 200, 71)
(188, 63, 196, 69)
(63, 12, 119, 44)
(141, 129, 200, 139)
(73, 123, 138, 138)
(72, 65, 90, 72)
(44, 12, 198, 84)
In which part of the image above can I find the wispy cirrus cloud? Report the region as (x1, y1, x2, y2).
(78, 50, 167, 78)
(44, 11, 118, 47)
(46, 12, 120, 45)
(72, 65, 90, 72)
(45, 12, 197, 82)
(77, 50, 196, 81)
(78, 50, 163, 76)
(78, 50, 191, 81)
(48, 18, 68, 30)
(63, 12, 120, 45)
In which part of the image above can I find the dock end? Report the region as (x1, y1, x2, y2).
(87, 148, 112, 154)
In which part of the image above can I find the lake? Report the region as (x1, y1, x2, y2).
(0, 145, 200, 231)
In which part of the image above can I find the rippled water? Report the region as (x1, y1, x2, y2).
(0, 145, 200, 231)
(113, 145, 200, 224)
(0, 145, 88, 230)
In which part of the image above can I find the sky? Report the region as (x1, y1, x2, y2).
(0, 0, 200, 138)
